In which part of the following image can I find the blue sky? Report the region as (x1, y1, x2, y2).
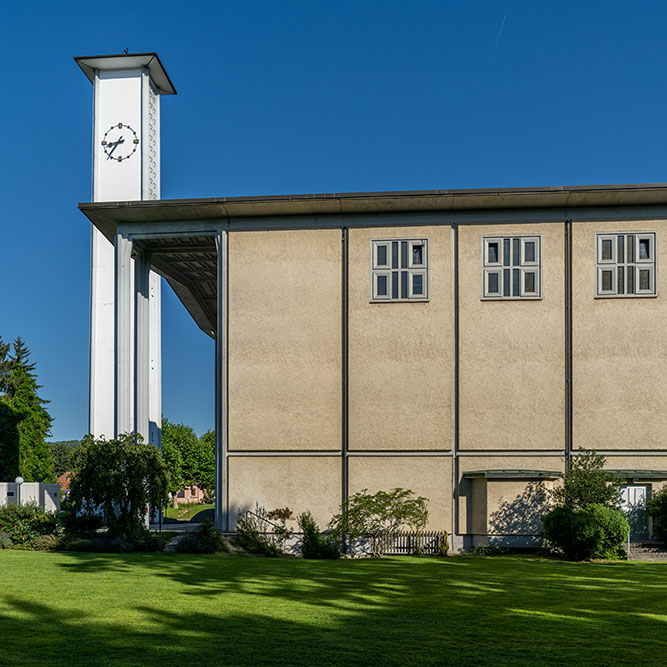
(2, 0, 667, 440)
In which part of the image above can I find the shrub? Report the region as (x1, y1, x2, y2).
(176, 519, 225, 554)
(543, 504, 628, 560)
(0, 532, 12, 549)
(647, 486, 667, 539)
(33, 534, 63, 551)
(0, 503, 59, 549)
(235, 505, 285, 557)
(298, 512, 340, 559)
(61, 512, 103, 537)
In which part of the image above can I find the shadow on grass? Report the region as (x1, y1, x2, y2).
(1, 554, 667, 665)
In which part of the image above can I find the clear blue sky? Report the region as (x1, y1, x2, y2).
(2, 0, 667, 440)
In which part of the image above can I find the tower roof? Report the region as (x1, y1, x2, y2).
(74, 52, 177, 95)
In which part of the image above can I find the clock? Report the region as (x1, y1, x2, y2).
(101, 122, 140, 162)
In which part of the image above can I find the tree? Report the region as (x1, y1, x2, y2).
(70, 433, 169, 537)
(160, 433, 184, 507)
(198, 429, 215, 494)
(647, 486, 667, 539)
(0, 337, 54, 482)
(49, 440, 80, 478)
(329, 488, 429, 555)
(551, 450, 624, 510)
(161, 418, 214, 494)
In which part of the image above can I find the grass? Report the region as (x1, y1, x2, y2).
(0, 552, 666, 666)
(163, 502, 214, 522)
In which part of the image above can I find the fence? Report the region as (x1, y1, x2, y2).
(372, 531, 447, 556)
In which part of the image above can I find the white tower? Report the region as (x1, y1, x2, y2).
(76, 53, 176, 443)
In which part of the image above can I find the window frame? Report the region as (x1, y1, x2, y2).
(370, 238, 429, 303)
(481, 235, 542, 300)
(595, 231, 657, 298)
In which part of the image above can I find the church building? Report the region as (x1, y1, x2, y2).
(76, 52, 667, 550)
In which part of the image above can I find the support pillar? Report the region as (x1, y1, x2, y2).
(215, 229, 228, 531)
(134, 250, 151, 443)
(115, 233, 134, 436)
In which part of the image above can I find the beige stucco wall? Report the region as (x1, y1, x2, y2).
(228, 229, 342, 450)
(458, 223, 565, 450)
(348, 226, 452, 450)
(572, 220, 667, 450)
(228, 456, 341, 528)
(348, 456, 452, 531)
(458, 455, 565, 534)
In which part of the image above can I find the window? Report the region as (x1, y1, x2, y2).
(596, 232, 656, 297)
(371, 239, 428, 301)
(482, 236, 541, 299)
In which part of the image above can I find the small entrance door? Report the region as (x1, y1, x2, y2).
(620, 485, 649, 540)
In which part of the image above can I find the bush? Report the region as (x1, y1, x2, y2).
(298, 512, 340, 559)
(235, 505, 286, 557)
(61, 512, 103, 537)
(0, 503, 59, 549)
(0, 532, 12, 549)
(647, 486, 667, 539)
(543, 504, 628, 560)
(176, 519, 225, 554)
(33, 534, 63, 551)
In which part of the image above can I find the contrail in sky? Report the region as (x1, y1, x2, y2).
(494, 14, 507, 52)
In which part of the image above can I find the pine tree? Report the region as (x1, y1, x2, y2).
(0, 337, 55, 482)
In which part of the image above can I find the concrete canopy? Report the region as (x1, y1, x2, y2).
(79, 181, 667, 338)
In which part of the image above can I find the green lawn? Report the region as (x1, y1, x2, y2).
(1, 553, 666, 666)
(163, 502, 214, 522)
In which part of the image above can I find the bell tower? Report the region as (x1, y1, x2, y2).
(76, 53, 176, 442)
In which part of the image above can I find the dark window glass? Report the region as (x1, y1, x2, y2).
(627, 266, 634, 294)
(639, 269, 650, 291)
(503, 239, 511, 266)
(618, 235, 624, 263)
(627, 235, 635, 263)
(400, 270, 408, 299)
(512, 239, 520, 266)
(392, 271, 399, 298)
(524, 241, 535, 263)
(503, 269, 510, 296)
(377, 274, 387, 296)
(602, 270, 613, 292)
(377, 245, 387, 266)
(400, 241, 408, 269)
(413, 274, 423, 295)
(601, 239, 613, 261)
(392, 242, 399, 269)
(639, 238, 650, 260)
(524, 272, 535, 293)
(488, 242, 499, 263)
(412, 244, 424, 265)
(617, 266, 624, 294)
(512, 269, 520, 297)
(488, 272, 499, 293)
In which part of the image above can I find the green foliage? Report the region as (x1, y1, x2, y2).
(60, 512, 104, 537)
(33, 534, 63, 551)
(0, 502, 59, 549)
(551, 450, 624, 510)
(48, 440, 80, 478)
(543, 504, 628, 560)
(235, 505, 288, 556)
(176, 519, 225, 553)
(0, 532, 11, 549)
(0, 336, 55, 482)
(647, 486, 667, 538)
(328, 488, 429, 547)
(298, 511, 340, 559)
(161, 418, 214, 496)
(69, 433, 169, 539)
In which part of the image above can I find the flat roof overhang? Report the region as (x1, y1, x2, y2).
(462, 470, 563, 480)
(608, 470, 667, 482)
(78, 182, 667, 337)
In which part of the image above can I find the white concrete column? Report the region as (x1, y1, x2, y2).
(115, 233, 134, 436)
(134, 250, 151, 443)
(148, 272, 162, 447)
(215, 229, 228, 531)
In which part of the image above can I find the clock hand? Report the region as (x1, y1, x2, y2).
(106, 136, 124, 159)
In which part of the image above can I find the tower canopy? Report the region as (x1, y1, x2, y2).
(74, 52, 177, 95)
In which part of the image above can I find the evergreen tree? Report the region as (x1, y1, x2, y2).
(0, 337, 55, 482)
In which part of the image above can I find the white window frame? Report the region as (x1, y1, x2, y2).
(370, 238, 429, 302)
(595, 232, 657, 298)
(481, 235, 542, 300)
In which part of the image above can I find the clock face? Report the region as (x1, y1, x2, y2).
(101, 122, 139, 162)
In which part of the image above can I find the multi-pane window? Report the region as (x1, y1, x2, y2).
(371, 239, 428, 301)
(482, 236, 541, 299)
(596, 232, 656, 297)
